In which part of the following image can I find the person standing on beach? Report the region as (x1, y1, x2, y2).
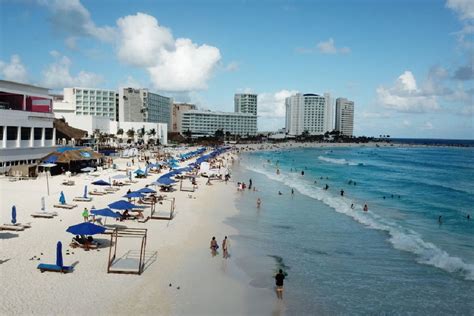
(210, 236, 219, 256)
(275, 269, 285, 299)
(222, 236, 229, 258)
(257, 198, 262, 208)
(249, 179, 252, 190)
(82, 207, 89, 222)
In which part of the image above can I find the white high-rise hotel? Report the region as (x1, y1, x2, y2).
(285, 93, 333, 136)
(335, 98, 354, 136)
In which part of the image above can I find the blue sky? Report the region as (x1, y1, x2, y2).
(0, 0, 472, 138)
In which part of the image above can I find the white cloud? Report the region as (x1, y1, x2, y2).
(39, 0, 115, 42)
(377, 71, 440, 113)
(258, 89, 298, 118)
(116, 13, 174, 67)
(0, 55, 28, 83)
(115, 13, 221, 92)
(224, 61, 239, 72)
(360, 112, 391, 119)
(317, 38, 351, 54)
(147, 38, 221, 91)
(421, 121, 434, 130)
(446, 0, 474, 20)
(42, 51, 103, 89)
(65, 36, 78, 50)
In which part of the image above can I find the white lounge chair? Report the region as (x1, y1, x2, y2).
(53, 203, 77, 209)
(31, 212, 57, 218)
(73, 197, 93, 202)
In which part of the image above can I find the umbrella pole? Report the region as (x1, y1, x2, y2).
(46, 168, 50, 196)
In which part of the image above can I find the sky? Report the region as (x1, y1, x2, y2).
(0, 0, 472, 139)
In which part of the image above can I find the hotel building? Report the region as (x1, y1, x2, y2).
(234, 93, 258, 115)
(53, 87, 117, 119)
(171, 103, 196, 133)
(118, 88, 172, 130)
(180, 110, 257, 137)
(285, 93, 333, 136)
(335, 98, 355, 136)
(0, 80, 56, 173)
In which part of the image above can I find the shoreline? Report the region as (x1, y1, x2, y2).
(0, 152, 280, 315)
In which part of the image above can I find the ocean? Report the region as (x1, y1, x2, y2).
(226, 145, 474, 315)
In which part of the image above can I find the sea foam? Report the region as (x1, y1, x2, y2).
(244, 162, 474, 281)
(318, 156, 361, 166)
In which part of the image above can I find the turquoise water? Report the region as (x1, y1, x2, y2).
(227, 146, 474, 315)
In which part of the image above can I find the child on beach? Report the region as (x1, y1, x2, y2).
(82, 208, 89, 222)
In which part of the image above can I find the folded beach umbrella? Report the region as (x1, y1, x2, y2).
(59, 191, 66, 205)
(56, 241, 63, 268)
(108, 200, 145, 210)
(83, 185, 88, 198)
(91, 208, 120, 218)
(137, 187, 156, 194)
(11, 205, 17, 225)
(66, 222, 106, 235)
(123, 191, 145, 199)
(92, 179, 110, 186)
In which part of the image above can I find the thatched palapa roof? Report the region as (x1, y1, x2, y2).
(42, 147, 102, 164)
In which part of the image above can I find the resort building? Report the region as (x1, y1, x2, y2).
(118, 88, 172, 130)
(335, 97, 355, 136)
(180, 110, 257, 137)
(171, 103, 196, 133)
(53, 87, 117, 120)
(0, 80, 56, 173)
(234, 93, 258, 115)
(285, 93, 333, 136)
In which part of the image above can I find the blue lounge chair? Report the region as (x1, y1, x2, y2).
(37, 263, 73, 273)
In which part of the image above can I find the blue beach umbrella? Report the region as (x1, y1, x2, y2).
(83, 185, 88, 198)
(123, 191, 145, 199)
(156, 177, 176, 186)
(137, 187, 156, 194)
(108, 200, 145, 210)
(92, 180, 110, 186)
(90, 208, 121, 218)
(11, 205, 17, 225)
(66, 222, 106, 235)
(56, 241, 63, 268)
(59, 191, 66, 205)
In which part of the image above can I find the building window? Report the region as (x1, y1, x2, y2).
(0, 126, 3, 140)
(34, 128, 42, 140)
(44, 128, 53, 140)
(21, 127, 31, 140)
(6, 126, 18, 140)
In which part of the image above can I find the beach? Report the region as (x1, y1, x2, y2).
(0, 151, 278, 315)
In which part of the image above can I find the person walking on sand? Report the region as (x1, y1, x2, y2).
(210, 236, 219, 256)
(82, 207, 89, 222)
(222, 236, 229, 258)
(275, 269, 285, 299)
(257, 198, 262, 208)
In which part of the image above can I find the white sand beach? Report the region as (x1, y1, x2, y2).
(0, 150, 280, 315)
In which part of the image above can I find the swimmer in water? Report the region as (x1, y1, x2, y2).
(438, 215, 442, 224)
(324, 184, 329, 190)
(340, 190, 344, 196)
(351, 204, 354, 209)
(278, 191, 283, 195)
(363, 204, 368, 212)
(257, 198, 261, 208)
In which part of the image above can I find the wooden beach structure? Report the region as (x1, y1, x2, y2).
(107, 228, 147, 275)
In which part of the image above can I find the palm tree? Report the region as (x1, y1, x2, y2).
(126, 128, 135, 139)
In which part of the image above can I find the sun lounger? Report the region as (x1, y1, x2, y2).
(104, 187, 120, 192)
(89, 191, 106, 196)
(31, 212, 55, 218)
(53, 204, 77, 209)
(69, 239, 99, 250)
(37, 263, 73, 273)
(0, 224, 25, 231)
(62, 180, 75, 186)
(73, 197, 93, 202)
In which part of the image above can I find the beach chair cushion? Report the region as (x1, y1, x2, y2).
(37, 263, 73, 273)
